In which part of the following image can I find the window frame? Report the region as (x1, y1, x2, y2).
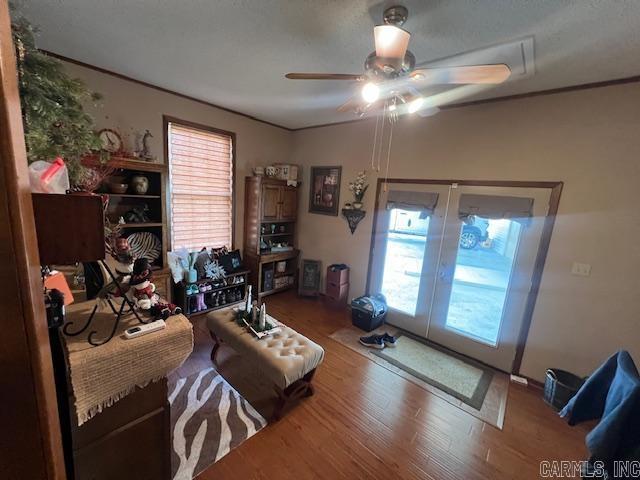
(163, 115, 236, 252)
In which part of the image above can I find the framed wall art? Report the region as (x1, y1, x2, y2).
(309, 166, 341, 216)
(299, 259, 322, 296)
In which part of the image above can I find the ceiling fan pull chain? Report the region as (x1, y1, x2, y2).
(371, 112, 381, 172)
(383, 113, 396, 190)
(376, 103, 386, 173)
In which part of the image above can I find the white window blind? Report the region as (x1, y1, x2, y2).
(168, 122, 233, 251)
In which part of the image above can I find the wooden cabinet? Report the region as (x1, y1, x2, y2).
(260, 183, 297, 222)
(280, 187, 298, 221)
(244, 176, 299, 298)
(262, 184, 281, 221)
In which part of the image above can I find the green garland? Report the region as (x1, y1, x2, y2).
(11, 13, 103, 186)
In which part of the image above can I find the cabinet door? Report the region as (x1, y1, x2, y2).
(262, 185, 281, 221)
(279, 186, 298, 220)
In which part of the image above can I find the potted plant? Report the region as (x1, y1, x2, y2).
(348, 170, 369, 209)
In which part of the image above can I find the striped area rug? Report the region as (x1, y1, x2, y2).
(168, 368, 266, 480)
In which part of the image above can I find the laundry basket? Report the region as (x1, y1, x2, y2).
(543, 369, 584, 411)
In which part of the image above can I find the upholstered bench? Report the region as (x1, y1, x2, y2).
(206, 308, 324, 420)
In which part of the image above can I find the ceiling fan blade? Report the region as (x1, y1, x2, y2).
(374, 25, 410, 60)
(417, 106, 440, 118)
(337, 93, 362, 113)
(411, 64, 511, 84)
(285, 73, 363, 80)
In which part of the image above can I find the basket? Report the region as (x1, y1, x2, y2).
(543, 369, 584, 411)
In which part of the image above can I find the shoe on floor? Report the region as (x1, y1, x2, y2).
(359, 334, 385, 349)
(380, 333, 397, 347)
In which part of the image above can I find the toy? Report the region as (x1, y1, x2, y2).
(127, 258, 159, 311)
(150, 302, 182, 320)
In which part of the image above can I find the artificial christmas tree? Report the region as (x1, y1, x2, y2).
(11, 13, 104, 187)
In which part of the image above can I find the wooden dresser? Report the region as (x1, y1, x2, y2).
(243, 176, 299, 298)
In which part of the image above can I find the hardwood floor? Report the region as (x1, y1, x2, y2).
(186, 291, 589, 480)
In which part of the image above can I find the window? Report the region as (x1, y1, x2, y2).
(167, 119, 234, 251)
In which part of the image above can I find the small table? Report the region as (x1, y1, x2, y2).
(207, 308, 324, 420)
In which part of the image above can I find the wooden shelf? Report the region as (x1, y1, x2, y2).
(261, 233, 293, 238)
(259, 284, 294, 298)
(82, 154, 168, 173)
(102, 193, 161, 199)
(274, 269, 296, 278)
(120, 222, 163, 228)
(187, 299, 244, 317)
(260, 219, 295, 224)
(185, 281, 245, 297)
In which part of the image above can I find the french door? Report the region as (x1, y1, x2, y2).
(369, 182, 552, 372)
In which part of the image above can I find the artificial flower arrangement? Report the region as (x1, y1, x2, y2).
(347, 170, 369, 209)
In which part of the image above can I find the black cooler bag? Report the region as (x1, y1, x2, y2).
(351, 294, 388, 332)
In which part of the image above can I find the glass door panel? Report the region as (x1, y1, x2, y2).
(381, 210, 430, 315)
(445, 217, 522, 346)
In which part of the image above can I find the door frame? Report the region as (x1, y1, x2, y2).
(0, 1, 66, 477)
(366, 178, 563, 375)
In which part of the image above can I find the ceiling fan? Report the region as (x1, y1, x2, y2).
(285, 5, 511, 117)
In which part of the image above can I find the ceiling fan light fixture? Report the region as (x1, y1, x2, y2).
(408, 96, 424, 114)
(361, 82, 380, 103)
(374, 24, 411, 60)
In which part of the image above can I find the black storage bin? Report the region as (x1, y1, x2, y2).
(543, 369, 584, 411)
(351, 294, 388, 332)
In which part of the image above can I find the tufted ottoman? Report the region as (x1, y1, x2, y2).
(206, 308, 324, 420)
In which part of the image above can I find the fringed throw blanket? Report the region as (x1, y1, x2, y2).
(62, 302, 193, 425)
(169, 368, 266, 480)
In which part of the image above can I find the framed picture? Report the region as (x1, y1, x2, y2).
(309, 166, 341, 216)
(219, 249, 243, 273)
(299, 259, 322, 297)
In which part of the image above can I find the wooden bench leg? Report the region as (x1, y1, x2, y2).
(272, 368, 317, 422)
(210, 331, 221, 364)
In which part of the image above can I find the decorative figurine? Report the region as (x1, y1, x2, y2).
(139, 130, 156, 162)
(127, 258, 159, 311)
(123, 204, 151, 223)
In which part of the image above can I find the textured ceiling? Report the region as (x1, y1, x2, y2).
(17, 0, 640, 129)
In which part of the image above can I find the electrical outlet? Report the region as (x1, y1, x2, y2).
(571, 262, 591, 277)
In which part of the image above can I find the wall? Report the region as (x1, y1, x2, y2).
(290, 82, 640, 382)
(62, 61, 293, 249)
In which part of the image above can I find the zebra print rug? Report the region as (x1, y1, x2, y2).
(168, 368, 266, 479)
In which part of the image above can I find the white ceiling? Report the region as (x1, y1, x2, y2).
(18, 0, 640, 129)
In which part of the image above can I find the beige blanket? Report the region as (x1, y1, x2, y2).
(63, 301, 193, 425)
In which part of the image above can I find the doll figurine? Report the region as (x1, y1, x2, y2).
(126, 258, 159, 311)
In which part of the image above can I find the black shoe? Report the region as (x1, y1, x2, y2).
(359, 334, 385, 349)
(380, 333, 397, 347)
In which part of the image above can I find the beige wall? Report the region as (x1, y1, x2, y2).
(62, 61, 292, 249)
(68, 58, 640, 382)
(290, 82, 640, 382)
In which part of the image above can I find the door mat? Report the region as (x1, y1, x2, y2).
(372, 331, 493, 410)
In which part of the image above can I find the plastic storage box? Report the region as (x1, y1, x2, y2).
(351, 294, 388, 332)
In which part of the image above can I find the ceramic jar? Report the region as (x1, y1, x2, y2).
(130, 174, 149, 195)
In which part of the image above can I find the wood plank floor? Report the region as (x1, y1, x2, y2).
(186, 291, 589, 480)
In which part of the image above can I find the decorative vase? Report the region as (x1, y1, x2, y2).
(186, 268, 197, 283)
(344, 203, 353, 210)
(353, 201, 363, 209)
(130, 174, 149, 195)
